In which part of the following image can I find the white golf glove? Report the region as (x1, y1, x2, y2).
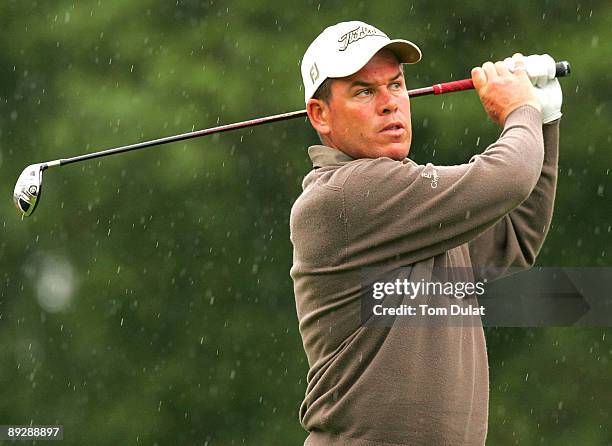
(533, 77, 562, 123)
(504, 54, 563, 123)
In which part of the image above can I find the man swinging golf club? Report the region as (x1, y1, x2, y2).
(290, 20, 561, 445)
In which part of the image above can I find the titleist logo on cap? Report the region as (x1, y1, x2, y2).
(337, 25, 385, 51)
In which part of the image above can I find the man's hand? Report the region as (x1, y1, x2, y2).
(471, 53, 541, 126)
(533, 78, 563, 124)
(504, 54, 563, 124)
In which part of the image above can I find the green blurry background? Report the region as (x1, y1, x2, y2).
(1, 1, 611, 444)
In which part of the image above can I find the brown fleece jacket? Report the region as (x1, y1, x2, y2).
(290, 105, 559, 446)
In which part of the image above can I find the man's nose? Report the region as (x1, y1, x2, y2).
(377, 88, 399, 115)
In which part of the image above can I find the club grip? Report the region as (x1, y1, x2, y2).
(555, 61, 571, 77)
(432, 79, 475, 95)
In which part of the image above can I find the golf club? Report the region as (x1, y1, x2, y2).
(13, 60, 571, 217)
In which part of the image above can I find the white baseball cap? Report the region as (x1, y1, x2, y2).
(301, 21, 422, 103)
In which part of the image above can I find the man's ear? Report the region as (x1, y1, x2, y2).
(306, 98, 331, 137)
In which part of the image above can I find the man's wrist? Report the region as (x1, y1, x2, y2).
(503, 103, 542, 127)
(543, 116, 561, 126)
(502, 101, 541, 125)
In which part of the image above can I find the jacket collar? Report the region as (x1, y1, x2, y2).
(307, 144, 416, 168)
(308, 145, 354, 168)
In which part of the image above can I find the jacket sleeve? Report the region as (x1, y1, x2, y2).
(341, 105, 546, 269)
(468, 119, 559, 281)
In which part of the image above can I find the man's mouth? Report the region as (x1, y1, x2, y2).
(380, 122, 405, 134)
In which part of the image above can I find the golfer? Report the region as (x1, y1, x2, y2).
(290, 21, 561, 446)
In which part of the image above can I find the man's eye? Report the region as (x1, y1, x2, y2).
(390, 82, 403, 90)
(357, 89, 372, 97)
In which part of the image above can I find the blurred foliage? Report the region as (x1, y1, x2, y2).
(0, 0, 611, 444)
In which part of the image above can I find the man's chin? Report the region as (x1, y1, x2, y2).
(381, 144, 410, 161)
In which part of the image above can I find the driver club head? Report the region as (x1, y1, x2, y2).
(13, 163, 45, 217)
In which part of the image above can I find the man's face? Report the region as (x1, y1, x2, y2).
(320, 49, 412, 160)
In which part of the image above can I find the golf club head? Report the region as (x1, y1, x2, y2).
(13, 163, 45, 217)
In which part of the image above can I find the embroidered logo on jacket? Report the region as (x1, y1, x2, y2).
(421, 164, 439, 189)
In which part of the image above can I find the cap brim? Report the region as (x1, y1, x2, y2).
(384, 39, 422, 64)
(326, 38, 422, 80)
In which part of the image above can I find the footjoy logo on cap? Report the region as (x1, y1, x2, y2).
(337, 25, 386, 51)
(309, 62, 320, 84)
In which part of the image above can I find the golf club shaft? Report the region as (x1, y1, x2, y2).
(38, 78, 473, 170)
(42, 60, 571, 170)
(43, 109, 307, 169)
